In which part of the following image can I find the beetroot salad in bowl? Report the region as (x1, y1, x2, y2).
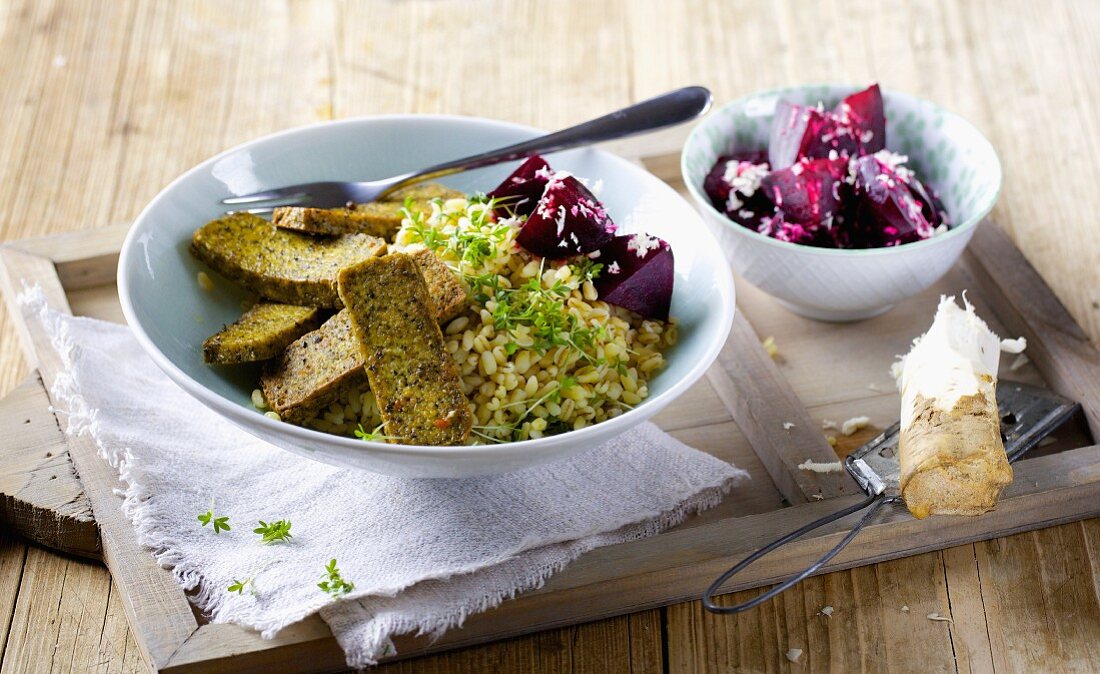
(682, 83, 1001, 321)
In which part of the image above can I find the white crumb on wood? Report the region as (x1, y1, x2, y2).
(818, 605, 834, 617)
(1000, 337, 1027, 354)
(826, 435, 838, 447)
(926, 612, 953, 623)
(841, 416, 871, 436)
(1009, 353, 1030, 371)
(785, 648, 802, 663)
(821, 419, 838, 430)
(811, 494, 824, 500)
(783, 421, 796, 430)
(901, 605, 910, 613)
(798, 459, 843, 473)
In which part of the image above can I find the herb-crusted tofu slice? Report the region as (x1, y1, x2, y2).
(337, 253, 472, 445)
(260, 311, 367, 425)
(256, 252, 466, 425)
(409, 248, 467, 323)
(191, 212, 385, 307)
(384, 182, 464, 203)
(203, 303, 322, 364)
(272, 206, 401, 240)
(272, 183, 463, 240)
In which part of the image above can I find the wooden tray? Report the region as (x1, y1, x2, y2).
(2, 153, 1099, 673)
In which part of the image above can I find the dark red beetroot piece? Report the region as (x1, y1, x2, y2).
(768, 101, 830, 170)
(837, 84, 886, 155)
(768, 85, 886, 169)
(760, 157, 848, 230)
(593, 234, 674, 321)
(756, 212, 848, 248)
(486, 155, 552, 218)
(848, 153, 939, 247)
(703, 150, 767, 207)
(516, 175, 616, 259)
(703, 152, 774, 231)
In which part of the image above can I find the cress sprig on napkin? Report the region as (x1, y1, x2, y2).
(253, 519, 293, 544)
(197, 508, 230, 533)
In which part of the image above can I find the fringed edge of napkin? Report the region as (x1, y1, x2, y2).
(326, 475, 742, 667)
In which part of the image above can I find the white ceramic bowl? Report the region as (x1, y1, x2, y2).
(118, 115, 735, 478)
(682, 85, 1002, 321)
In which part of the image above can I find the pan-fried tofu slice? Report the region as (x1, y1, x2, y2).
(256, 251, 467, 424)
(272, 183, 464, 239)
(272, 205, 402, 240)
(191, 212, 385, 307)
(408, 248, 467, 323)
(260, 311, 367, 425)
(337, 253, 472, 445)
(203, 303, 322, 364)
(384, 183, 464, 203)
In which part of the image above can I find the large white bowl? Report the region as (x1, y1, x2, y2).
(682, 85, 1002, 321)
(118, 116, 735, 478)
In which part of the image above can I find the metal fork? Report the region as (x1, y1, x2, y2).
(221, 86, 712, 213)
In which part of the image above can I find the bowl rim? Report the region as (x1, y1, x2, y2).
(118, 113, 736, 459)
(681, 83, 1003, 259)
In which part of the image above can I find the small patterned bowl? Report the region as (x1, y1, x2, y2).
(681, 85, 1002, 321)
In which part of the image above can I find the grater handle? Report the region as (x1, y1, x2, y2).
(702, 493, 896, 614)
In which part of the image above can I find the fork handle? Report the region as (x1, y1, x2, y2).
(381, 86, 712, 195)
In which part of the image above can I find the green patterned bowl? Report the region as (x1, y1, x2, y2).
(682, 85, 1002, 321)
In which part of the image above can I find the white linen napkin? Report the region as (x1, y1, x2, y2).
(22, 286, 746, 668)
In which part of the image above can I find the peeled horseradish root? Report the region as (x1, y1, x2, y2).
(892, 295, 1025, 519)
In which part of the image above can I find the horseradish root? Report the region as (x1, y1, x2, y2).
(892, 296, 1013, 519)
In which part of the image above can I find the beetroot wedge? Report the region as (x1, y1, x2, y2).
(768, 84, 886, 169)
(703, 152, 774, 230)
(760, 157, 848, 229)
(768, 101, 829, 169)
(593, 233, 674, 321)
(516, 175, 615, 258)
(850, 151, 939, 247)
(487, 155, 552, 218)
(703, 151, 768, 207)
(835, 84, 885, 155)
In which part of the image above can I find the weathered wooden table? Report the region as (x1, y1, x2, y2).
(2, 1, 1099, 672)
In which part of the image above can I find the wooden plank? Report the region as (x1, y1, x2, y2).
(666, 552, 958, 673)
(956, 0, 1100, 345)
(0, 374, 98, 560)
(940, 544, 996, 674)
(6, 223, 128, 292)
(976, 521, 1100, 672)
(0, 533, 27, 667)
(707, 313, 861, 503)
(0, 247, 71, 368)
(0, 545, 115, 674)
(2, 255, 198, 672)
(965, 220, 1100, 437)
(99, 584, 147, 674)
(377, 611, 663, 674)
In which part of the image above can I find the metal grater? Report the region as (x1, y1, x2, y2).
(703, 380, 1081, 615)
